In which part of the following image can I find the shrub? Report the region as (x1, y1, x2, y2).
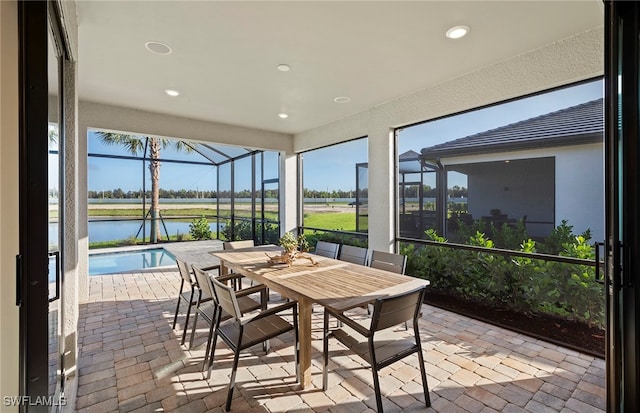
(402, 220, 604, 329)
(220, 219, 279, 244)
(189, 216, 212, 240)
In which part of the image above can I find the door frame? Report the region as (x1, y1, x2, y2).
(605, 1, 640, 411)
(18, 0, 50, 405)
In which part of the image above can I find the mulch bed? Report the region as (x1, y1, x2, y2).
(424, 290, 605, 358)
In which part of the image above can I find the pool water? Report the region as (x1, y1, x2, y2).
(89, 248, 177, 275)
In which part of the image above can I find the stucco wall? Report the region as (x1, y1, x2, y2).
(0, 1, 21, 410)
(556, 143, 605, 241)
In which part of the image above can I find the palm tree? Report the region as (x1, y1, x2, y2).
(95, 132, 192, 244)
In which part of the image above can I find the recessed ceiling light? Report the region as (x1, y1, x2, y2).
(334, 96, 351, 104)
(145, 41, 172, 55)
(164, 89, 180, 97)
(277, 64, 291, 72)
(278, 113, 288, 119)
(445, 25, 469, 39)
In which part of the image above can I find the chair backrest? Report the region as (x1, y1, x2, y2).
(338, 245, 368, 266)
(211, 277, 242, 321)
(223, 240, 255, 250)
(192, 265, 215, 301)
(370, 286, 426, 332)
(314, 241, 340, 259)
(369, 250, 407, 274)
(176, 258, 193, 283)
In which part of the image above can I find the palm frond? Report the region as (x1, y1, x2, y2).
(173, 140, 194, 153)
(95, 132, 145, 155)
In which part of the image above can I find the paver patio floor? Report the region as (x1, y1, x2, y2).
(74, 268, 605, 413)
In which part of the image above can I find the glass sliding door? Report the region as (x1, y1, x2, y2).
(19, 0, 68, 407)
(605, 1, 640, 410)
(47, 21, 64, 400)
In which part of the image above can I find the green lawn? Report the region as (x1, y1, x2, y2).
(303, 212, 356, 231)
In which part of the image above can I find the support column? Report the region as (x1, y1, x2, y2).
(62, 58, 79, 383)
(280, 151, 298, 235)
(367, 126, 395, 252)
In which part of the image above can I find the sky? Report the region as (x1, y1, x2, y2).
(49, 79, 603, 194)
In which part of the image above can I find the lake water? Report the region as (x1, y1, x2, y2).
(48, 220, 223, 245)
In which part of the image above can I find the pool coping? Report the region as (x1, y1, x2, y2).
(88, 244, 171, 256)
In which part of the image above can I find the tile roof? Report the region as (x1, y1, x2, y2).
(420, 98, 603, 159)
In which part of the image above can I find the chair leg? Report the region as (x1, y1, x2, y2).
(188, 302, 200, 349)
(293, 304, 300, 383)
(181, 289, 195, 345)
(368, 339, 384, 413)
(371, 365, 384, 413)
(172, 280, 185, 329)
(225, 346, 242, 412)
(202, 308, 217, 372)
(206, 313, 221, 380)
(416, 347, 431, 407)
(322, 310, 330, 390)
(261, 288, 270, 353)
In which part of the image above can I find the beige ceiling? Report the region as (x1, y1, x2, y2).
(75, 1, 604, 135)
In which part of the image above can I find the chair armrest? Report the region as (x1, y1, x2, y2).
(235, 283, 267, 297)
(200, 264, 221, 272)
(325, 307, 372, 337)
(239, 301, 297, 326)
(215, 273, 244, 283)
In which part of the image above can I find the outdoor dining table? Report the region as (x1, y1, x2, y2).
(210, 244, 430, 389)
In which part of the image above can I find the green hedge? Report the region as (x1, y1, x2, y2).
(401, 221, 604, 329)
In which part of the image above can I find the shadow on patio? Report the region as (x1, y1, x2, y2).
(74, 268, 605, 413)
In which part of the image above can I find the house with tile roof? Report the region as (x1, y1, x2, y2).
(419, 98, 604, 240)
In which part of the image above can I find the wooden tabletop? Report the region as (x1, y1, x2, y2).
(211, 245, 429, 311)
(211, 244, 429, 389)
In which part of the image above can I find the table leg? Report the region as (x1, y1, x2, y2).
(298, 297, 312, 388)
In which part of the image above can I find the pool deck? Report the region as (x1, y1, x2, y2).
(74, 240, 606, 412)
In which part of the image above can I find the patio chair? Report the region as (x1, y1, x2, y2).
(171, 258, 210, 346)
(322, 285, 430, 412)
(369, 251, 409, 329)
(209, 276, 300, 412)
(223, 239, 255, 289)
(338, 244, 369, 265)
(313, 240, 340, 259)
(222, 239, 255, 250)
(189, 265, 266, 371)
(368, 250, 407, 274)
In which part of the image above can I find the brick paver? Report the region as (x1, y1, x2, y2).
(74, 262, 605, 412)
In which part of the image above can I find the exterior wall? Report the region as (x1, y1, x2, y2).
(443, 142, 605, 242)
(463, 158, 555, 238)
(294, 28, 603, 251)
(0, 1, 20, 410)
(555, 143, 604, 241)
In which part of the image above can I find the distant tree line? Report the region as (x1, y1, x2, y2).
(88, 186, 466, 199)
(303, 188, 367, 199)
(87, 188, 281, 199)
(401, 185, 468, 198)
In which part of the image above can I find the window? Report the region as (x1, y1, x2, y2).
(299, 138, 368, 246)
(397, 79, 604, 247)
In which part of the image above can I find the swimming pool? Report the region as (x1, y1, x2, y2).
(89, 248, 177, 275)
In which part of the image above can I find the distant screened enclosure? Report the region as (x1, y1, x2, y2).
(396, 79, 604, 249)
(299, 137, 368, 247)
(85, 131, 280, 246)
